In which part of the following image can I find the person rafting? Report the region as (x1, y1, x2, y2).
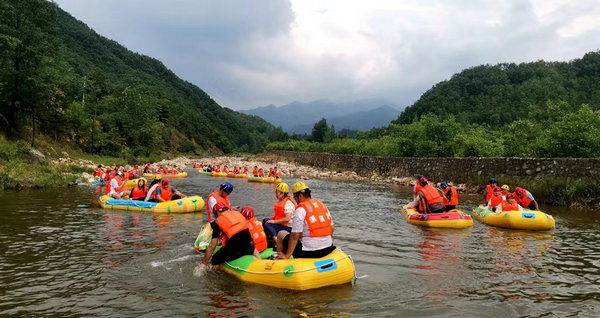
(501, 184, 510, 198)
(170, 165, 178, 175)
(223, 165, 230, 174)
(206, 182, 237, 222)
(485, 186, 504, 212)
(408, 177, 445, 214)
(478, 178, 498, 204)
(274, 166, 281, 179)
(199, 203, 261, 269)
(129, 164, 139, 179)
(275, 182, 336, 259)
(258, 168, 265, 177)
(440, 181, 458, 211)
(143, 163, 150, 173)
(243, 166, 249, 175)
(129, 178, 147, 201)
(240, 206, 268, 253)
(106, 171, 126, 199)
(268, 167, 275, 177)
(93, 165, 103, 179)
(153, 179, 185, 202)
(514, 187, 540, 210)
(144, 175, 162, 201)
(263, 183, 295, 243)
(252, 166, 259, 177)
(413, 174, 425, 198)
(496, 193, 523, 212)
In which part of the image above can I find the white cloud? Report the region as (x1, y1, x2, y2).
(55, 0, 600, 110)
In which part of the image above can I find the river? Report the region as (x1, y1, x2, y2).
(0, 173, 599, 316)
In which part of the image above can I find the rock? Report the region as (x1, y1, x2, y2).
(61, 151, 70, 158)
(525, 169, 533, 175)
(22, 148, 46, 164)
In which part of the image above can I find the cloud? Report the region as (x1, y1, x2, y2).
(55, 0, 600, 110)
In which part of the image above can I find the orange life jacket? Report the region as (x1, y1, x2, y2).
(269, 170, 275, 177)
(131, 185, 146, 200)
(158, 186, 172, 201)
(247, 217, 267, 252)
(298, 199, 332, 237)
(122, 173, 129, 181)
(253, 169, 258, 176)
(418, 184, 444, 211)
(129, 169, 138, 179)
(414, 183, 423, 198)
(258, 171, 264, 177)
(171, 169, 178, 175)
(273, 196, 295, 226)
(223, 168, 229, 173)
(214, 167, 220, 173)
(489, 194, 503, 207)
(207, 190, 231, 222)
(502, 200, 520, 211)
(105, 176, 123, 194)
(94, 168, 103, 177)
(515, 190, 533, 208)
(443, 186, 459, 206)
(275, 169, 281, 177)
(485, 184, 494, 202)
(215, 211, 249, 247)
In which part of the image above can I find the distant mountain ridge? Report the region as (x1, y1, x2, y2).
(241, 99, 401, 133)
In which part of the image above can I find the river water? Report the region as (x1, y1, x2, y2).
(0, 173, 599, 317)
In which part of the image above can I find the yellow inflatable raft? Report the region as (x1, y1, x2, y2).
(261, 177, 282, 184)
(223, 248, 355, 290)
(400, 205, 473, 229)
(210, 172, 228, 177)
(143, 172, 188, 179)
(472, 205, 555, 230)
(99, 195, 204, 214)
(234, 174, 248, 178)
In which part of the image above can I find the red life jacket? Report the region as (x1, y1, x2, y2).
(247, 217, 267, 252)
(171, 169, 178, 175)
(269, 170, 275, 177)
(215, 211, 249, 247)
(489, 194, 503, 207)
(485, 184, 494, 202)
(130, 169, 138, 179)
(253, 169, 258, 176)
(515, 190, 533, 208)
(414, 183, 423, 198)
(418, 184, 444, 211)
(223, 167, 229, 173)
(105, 176, 123, 194)
(275, 169, 281, 177)
(131, 186, 146, 200)
(207, 190, 231, 222)
(443, 186, 459, 206)
(94, 168, 103, 177)
(502, 200, 520, 211)
(273, 196, 295, 226)
(158, 186, 172, 201)
(258, 171, 265, 177)
(298, 199, 332, 237)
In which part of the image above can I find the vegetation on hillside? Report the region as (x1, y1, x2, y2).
(0, 0, 287, 158)
(268, 52, 600, 158)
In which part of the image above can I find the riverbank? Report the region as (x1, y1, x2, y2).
(193, 154, 600, 209)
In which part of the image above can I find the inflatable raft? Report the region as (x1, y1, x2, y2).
(210, 172, 228, 177)
(400, 205, 473, 229)
(99, 195, 204, 214)
(194, 223, 213, 251)
(223, 248, 355, 290)
(143, 172, 188, 179)
(248, 177, 282, 183)
(198, 170, 211, 175)
(472, 205, 555, 230)
(89, 178, 107, 185)
(234, 174, 248, 178)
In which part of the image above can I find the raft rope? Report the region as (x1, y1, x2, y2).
(223, 252, 368, 283)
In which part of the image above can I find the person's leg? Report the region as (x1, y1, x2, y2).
(262, 218, 277, 239)
(277, 231, 290, 254)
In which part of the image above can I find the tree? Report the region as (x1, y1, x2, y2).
(311, 118, 335, 143)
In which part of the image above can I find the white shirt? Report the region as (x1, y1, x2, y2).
(145, 184, 159, 201)
(283, 200, 295, 216)
(207, 196, 217, 214)
(291, 205, 333, 251)
(109, 178, 120, 194)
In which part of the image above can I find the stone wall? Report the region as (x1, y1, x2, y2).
(269, 151, 600, 183)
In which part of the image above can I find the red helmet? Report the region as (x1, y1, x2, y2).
(240, 206, 254, 220)
(493, 186, 502, 192)
(506, 193, 515, 199)
(419, 177, 428, 183)
(514, 187, 523, 194)
(212, 202, 228, 214)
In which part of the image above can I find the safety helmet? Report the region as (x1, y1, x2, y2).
(506, 193, 515, 200)
(276, 182, 289, 193)
(490, 178, 497, 184)
(440, 181, 448, 189)
(501, 184, 510, 191)
(117, 171, 123, 176)
(419, 177, 428, 183)
(161, 179, 169, 186)
(240, 206, 255, 220)
(493, 186, 501, 192)
(154, 174, 162, 180)
(220, 182, 234, 194)
(212, 202, 228, 214)
(514, 187, 523, 194)
(417, 174, 425, 180)
(292, 181, 309, 194)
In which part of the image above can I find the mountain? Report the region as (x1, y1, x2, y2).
(286, 105, 401, 134)
(0, 0, 286, 155)
(241, 99, 399, 133)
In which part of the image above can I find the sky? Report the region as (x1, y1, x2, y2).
(55, 0, 600, 110)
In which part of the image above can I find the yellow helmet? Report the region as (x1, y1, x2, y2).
(501, 184, 510, 191)
(292, 181, 309, 194)
(276, 182, 289, 193)
(155, 174, 163, 180)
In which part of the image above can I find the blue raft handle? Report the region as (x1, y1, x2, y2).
(522, 212, 535, 219)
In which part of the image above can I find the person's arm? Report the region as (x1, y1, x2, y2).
(408, 195, 420, 208)
(268, 200, 294, 224)
(527, 191, 539, 210)
(444, 189, 452, 202)
(200, 238, 219, 268)
(156, 188, 167, 202)
(279, 232, 300, 259)
(172, 187, 186, 198)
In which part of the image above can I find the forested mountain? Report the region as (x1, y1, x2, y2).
(0, 0, 286, 156)
(395, 54, 600, 125)
(241, 99, 398, 133)
(269, 51, 600, 158)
